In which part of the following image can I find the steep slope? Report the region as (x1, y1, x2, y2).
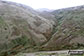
(0, 1, 54, 56)
(1, 0, 84, 56)
(41, 6, 84, 50)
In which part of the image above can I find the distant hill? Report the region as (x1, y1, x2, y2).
(42, 5, 84, 50)
(36, 8, 54, 12)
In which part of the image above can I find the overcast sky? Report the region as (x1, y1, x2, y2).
(5, 0, 84, 9)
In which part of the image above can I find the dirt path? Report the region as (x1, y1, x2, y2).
(24, 50, 69, 56)
(17, 50, 84, 56)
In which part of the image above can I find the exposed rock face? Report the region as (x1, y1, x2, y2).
(0, 0, 84, 56)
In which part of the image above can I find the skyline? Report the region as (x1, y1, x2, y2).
(5, 0, 84, 9)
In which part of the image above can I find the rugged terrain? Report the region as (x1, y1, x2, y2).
(0, 0, 84, 56)
(41, 6, 84, 50)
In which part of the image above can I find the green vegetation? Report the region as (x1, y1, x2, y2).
(15, 53, 25, 56)
(12, 35, 30, 46)
(49, 7, 84, 50)
(0, 16, 4, 24)
(0, 35, 36, 56)
(1, 1, 84, 56)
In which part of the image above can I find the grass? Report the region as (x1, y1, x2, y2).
(0, 16, 3, 24)
(15, 53, 25, 56)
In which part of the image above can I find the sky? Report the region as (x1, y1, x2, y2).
(5, 0, 84, 9)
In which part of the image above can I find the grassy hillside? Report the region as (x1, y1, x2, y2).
(0, 1, 84, 56)
(42, 6, 84, 50)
